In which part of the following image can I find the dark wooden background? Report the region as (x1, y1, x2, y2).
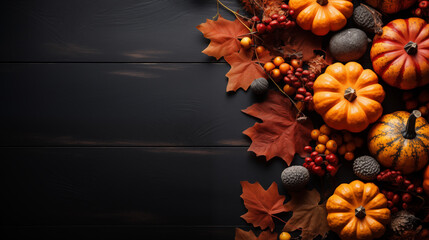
(0, 0, 411, 239)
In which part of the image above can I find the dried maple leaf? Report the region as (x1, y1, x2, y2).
(281, 27, 325, 62)
(240, 181, 287, 231)
(224, 49, 272, 92)
(283, 189, 330, 240)
(196, 16, 250, 60)
(242, 90, 313, 165)
(235, 228, 277, 240)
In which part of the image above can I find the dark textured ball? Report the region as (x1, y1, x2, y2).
(281, 165, 310, 190)
(353, 155, 380, 181)
(250, 77, 269, 95)
(329, 28, 370, 62)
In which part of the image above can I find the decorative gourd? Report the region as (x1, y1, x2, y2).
(370, 17, 429, 90)
(250, 78, 269, 95)
(326, 180, 390, 240)
(365, 0, 416, 14)
(424, 165, 429, 196)
(329, 28, 370, 62)
(289, 0, 353, 36)
(313, 62, 385, 132)
(368, 110, 429, 174)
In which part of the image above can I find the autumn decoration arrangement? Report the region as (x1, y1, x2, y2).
(197, 0, 429, 239)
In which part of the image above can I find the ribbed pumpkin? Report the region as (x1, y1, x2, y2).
(424, 165, 429, 196)
(368, 110, 429, 174)
(289, 0, 353, 36)
(370, 17, 429, 90)
(365, 0, 416, 14)
(326, 180, 390, 240)
(313, 62, 385, 132)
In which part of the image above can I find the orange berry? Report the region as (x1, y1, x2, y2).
(291, 58, 302, 68)
(240, 37, 252, 49)
(343, 131, 353, 142)
(330, 132, 343, 146)
(318, 134, 329, 145)
(283, 84, 296, 95)
(311, 129, 321, 140)
(354, 137, 364, 148)
(273, 56, 285, 66)
(338, 145, 347, 155)
(279, 232, 291, 240)
(264, 62, 276, 72)
(324, 149, 331, 155)
(315, 144, 326, 153)
(271, 68, 282, 79)
(326, 140, 338, 152)
(346, 142, 356, 152)
(279, 63, 291, 75)
(256, 46, 265, 55)
(319, 124, 332, 136)
(344, 152, 355, 161)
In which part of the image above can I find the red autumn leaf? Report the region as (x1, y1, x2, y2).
(242, 90, 313, 165)
(224, 49, 272, 92)
(196, 15, 249, 60)
(281, 27, 326, 62)
(240, 181, 287, 231)
(235, 228, 277, 240)
(283, 189, 330, 240)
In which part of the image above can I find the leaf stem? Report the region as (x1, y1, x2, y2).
(272, 213, 288, 224)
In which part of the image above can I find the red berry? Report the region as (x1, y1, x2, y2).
(391, 207, 399, 214)
(294, 72, 302, 77)
(297, 87, 307, 95)
(263, 18, 272, 24)
(302, 70, 310, 76)
(402, 193, 412, 203)
(377, 175, 383, 181)
(279, 22, 288, 28)
(252, 16, 260, 22)
(415, 8, 422, 16)
(395, 175, 403, 184)
(386, 191, 394, 200)
(419, 1, 428, 8)
(306, 81, 314, 88)
(402, 202, 408, 210)
(278, 15, 287, 22)
(290, 76, 298, 82)
(316, 169, 325, 177)
(311, 151, 319, 159)
(304, 145, 313, 153)
(269, 20, 279, 28)
(305, 157, 312, 163)
(309, 73, 316, 80)
(305, 92, 312, 97)
(289, 9, 295, 15)
(285, 20, 294, 28)
(301, 77, 309, 83)
(416, 187, 423, 194)
(283, 77, 291, 84)
(387, 200, 394, 208)
(303, 162, 308, 168)
(292, 81, 302, 88)
(296, 68, 303, 72)
(266, 25, 273, 32)
(404, 179, 411, 186)
(271, 14, 279, 20)
(314, 156, 323, 165)
(309, 162, 315, 167)
(407, 184, 415, 191)
(312, 165, 321, 172)
(281, 4, 289, 10)
(326, 164, 335, 172)
(256, 23, 266, 33)
(325, 154, 337, 164)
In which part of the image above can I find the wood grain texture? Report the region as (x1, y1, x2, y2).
(0, 147, 289, 226)
(0, 63, 257, 147)
(0, 0, 245, 63)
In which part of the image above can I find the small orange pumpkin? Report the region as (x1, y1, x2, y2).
(368, 110, 429, 174)
(289, 0, 353, 36)
(326, 180, 390, 240)
(313, 62, 385, 132)
(370, 17, 429, 90)
(424, 165, 429, 196)
(365, 0, 416, 14)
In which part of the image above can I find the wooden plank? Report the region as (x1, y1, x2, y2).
(0, 147, 292, 226)
(0, 63, 257, 147)
(0, 0, 245, 63)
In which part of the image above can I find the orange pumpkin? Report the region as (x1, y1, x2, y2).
(368, 110, 429, 174)
(313, 62, 385, 132)
(365, 0, 416, 14)
(326, 180, 390, 240)
(424, 165, 429, 196)
(289, 0, 353, 36)
(370, 17, 429, 90)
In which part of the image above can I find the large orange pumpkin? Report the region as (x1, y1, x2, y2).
(365, 0, 417, 14)
(326, 180, 390, 240)
(313, 62, 385, 132)
(289, 0, 353, 36)
(424, 165, 429, 196)
(368, 110, 429, 174)
(370, 17, 429, 90)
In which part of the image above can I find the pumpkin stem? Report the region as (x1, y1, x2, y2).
(344, 87, 357, 102)
(403, 110, 422, 139)
(355, 206, 366, 219)
(404, 41, 418, 55)
(317, 0, 329, 6)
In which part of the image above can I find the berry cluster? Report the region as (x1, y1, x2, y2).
(263, 56, 316, 111)
(412, 0, 429, 18)
(310, 125, 364, 161)
(377, 169, 425, 214)
(252, 4, 296, 34)
(403, 87, 429, 121)
(303, 147, 340, 177)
